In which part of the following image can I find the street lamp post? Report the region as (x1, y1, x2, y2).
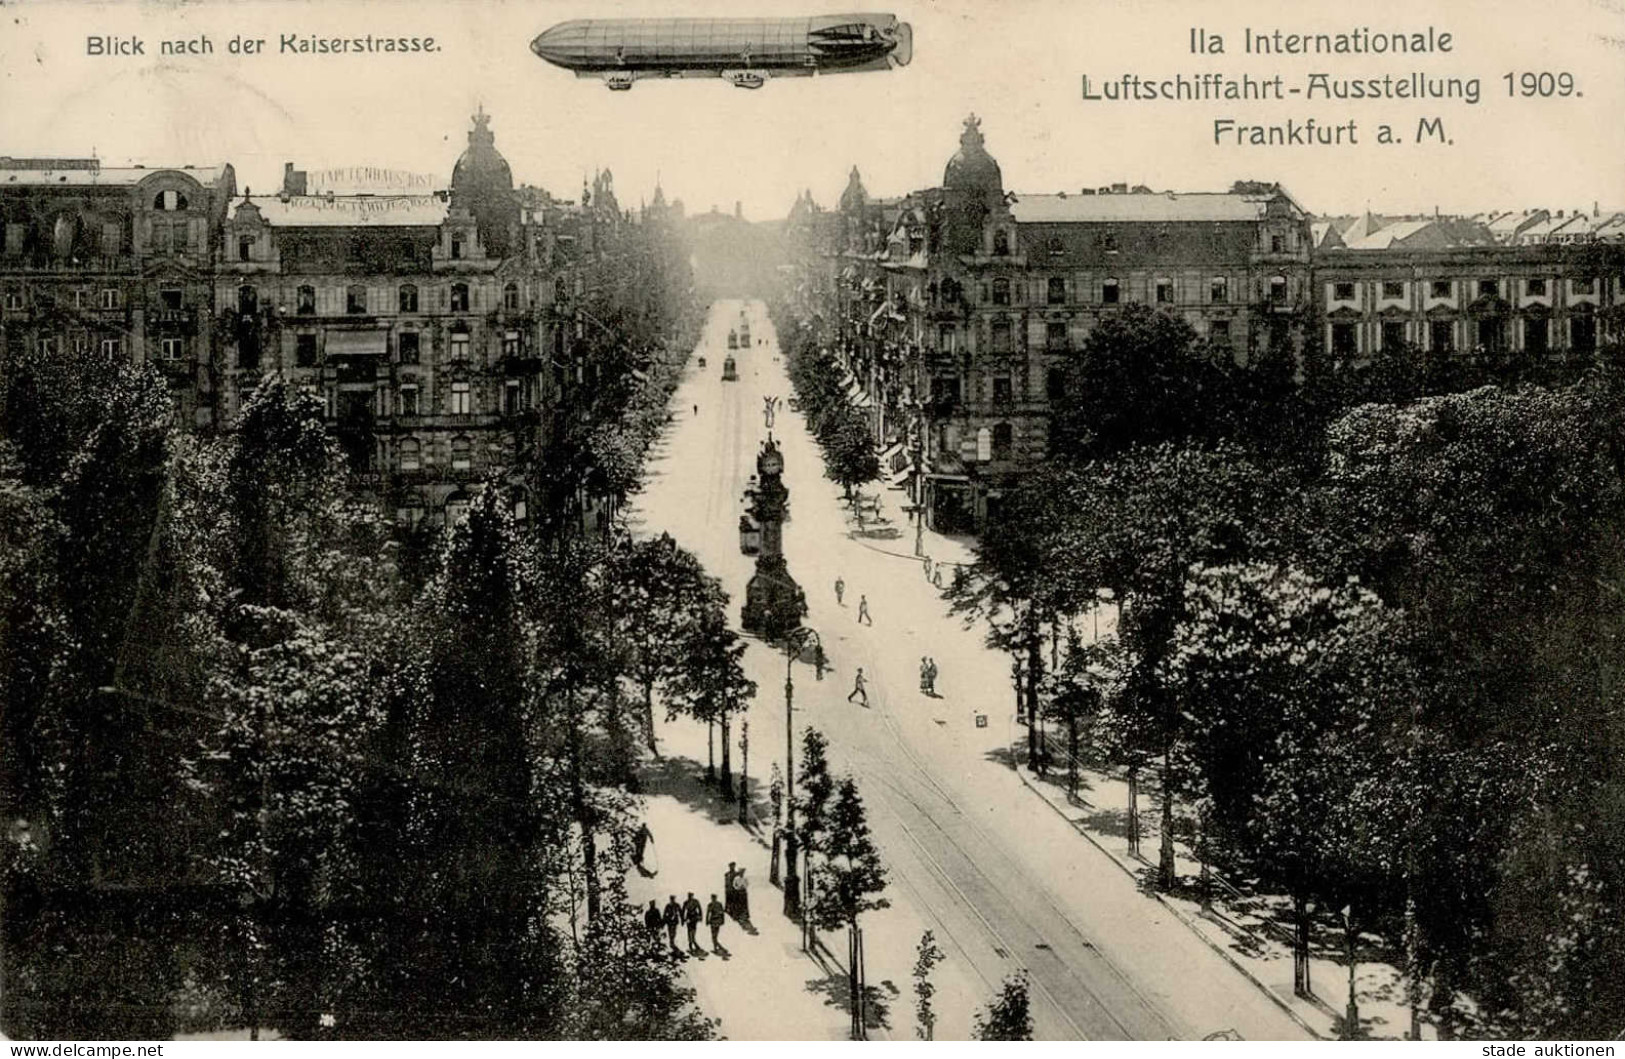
(782, 626, 821, 919)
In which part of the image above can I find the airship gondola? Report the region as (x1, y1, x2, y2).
(530, 14, 913, 89)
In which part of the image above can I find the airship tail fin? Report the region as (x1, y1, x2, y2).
(892, 21, 912, 66)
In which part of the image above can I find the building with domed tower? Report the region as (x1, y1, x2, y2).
(213, 109, 577, 527)
(803, 114, 1314, 531)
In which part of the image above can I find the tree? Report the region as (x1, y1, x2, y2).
(974, 972, 1033, 1040)
(669, 603, 755, 796)
(913, 930, 947, 1040)
(810, 776, 889, 935)
(826, 413, 880, 504)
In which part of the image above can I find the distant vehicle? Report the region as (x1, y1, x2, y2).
(530, 14, 913, 91)
(722, 354, 738, 380)
(697, 355, 707, 367)
(728, 330, 739, 349)
(739, 325, 751, 346)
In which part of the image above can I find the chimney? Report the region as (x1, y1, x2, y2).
(735, 200, 742, 219)
(1111, 182, 1128, 194)
(282, 162, 307, 196)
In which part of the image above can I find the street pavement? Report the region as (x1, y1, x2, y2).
(622, 299, 1313, 1041)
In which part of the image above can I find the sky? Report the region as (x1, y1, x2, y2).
(2, 0, 1622, 221)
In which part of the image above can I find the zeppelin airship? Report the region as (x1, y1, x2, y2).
(530, 14, 912, 90)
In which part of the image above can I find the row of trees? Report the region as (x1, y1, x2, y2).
(774, 314, 881, 506)
(0, 324, 738, 1037)
(954, 303, 1625, 1038)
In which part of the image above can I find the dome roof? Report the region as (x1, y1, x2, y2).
(942, 114, 1002, 195)
(451, 107, 512, 193)
(838, 166, 868, 212)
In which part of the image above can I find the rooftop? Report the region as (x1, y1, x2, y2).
(0, 161, 231, 187)
(235, 194, 450, 227)
(1009, 192, 1278, 224)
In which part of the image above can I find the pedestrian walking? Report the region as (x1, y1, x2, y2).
(707, 893, 727, 951)
(662, 895, 682, 952)
(848, 667, 869, 706)
(923, 554, 933, 581)
(683, 892, 703, 952)
(632, 821, 653, 868)
(644, 899, 663, 944)
(927, 657, 939, 696)
(835, 575, 846, 606)
(919, 657, 930, 694)
(725, 863, 752, 925)
(693, 403, 698, 416)
(857, 594, 872, 625)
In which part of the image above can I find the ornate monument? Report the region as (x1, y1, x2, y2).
(741, 436, 807, 641)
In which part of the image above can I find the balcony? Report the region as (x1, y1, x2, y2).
(1, 254, 135, 273)
(147, 308, 198, 331)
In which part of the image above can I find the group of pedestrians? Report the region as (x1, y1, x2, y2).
(641, 862, 753, 958)
(923, 554, 945, 589)
(919, 656, 939, 696)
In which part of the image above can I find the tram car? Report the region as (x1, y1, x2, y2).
(722, 354, 739, 380)
(728, 329, 739, 350)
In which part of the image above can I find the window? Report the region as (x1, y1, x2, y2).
(991, 422, 1013, 461)
(1047, 236, 1064, 257)
(238, 285, 258, 315)
(450, 330, 470, 360)
(450, 381, 472, 415)
(399, 384, 419, 417)
(993, 376, 1013, 403)
(991, 318, 1013, 353)
(160, 337, 185, 360)
(169, 222, 190, 252)
(1270, 276, 1288, 303)
(399, 284, 418, 313)
(930, 376, 961, 406)
(1430, 320, 1454, 352)
(1155, 279, 1173, 304)
(398, 331, 420, 364)
(1270, 234, 1284, 253)
(1477, 279, 1499, 299)
(1382, 321, 1406, 349)
(503, 331, 520, 358)
(100, 337, 121, 357)
(4, 290, 22, 311)
(1210, 319, 1231, 346)
(72, 333, 89, 355)
(1431, 280, 1453, 299)
(992, 278, 1011, 306)
(1047, 276, 1066, 305)
(993, 230, 1010, 256)
(1382, 281, 1405, 299)
(37, 337, 58, 356)
(1525, 318, 1549, 354)
(451, 436, 472, 470)
(100, 288, 118, 310)
(1331, 323, 1358, 356)
(1046, 321, 1068, 351)
(1210, 277, 1228, 303)
(450, 238, 464, 261)
(504, 378, 522, 414)
(102, 222, 122, 254)
(153, 189, 188, 211)
(238, 236, 252, 262)
(1527, 278, 1547, 297)
(1103, 232, 1118, 253)
(297, 285, 316, 314)
(399, 437, 421, 471)
(346, 284, 367, 314)
(295, 333, 317, 367)
(1478, 317, 1506, 352)
(1333, 282, 1356, 301)
(160, 287, 183, 311)
(937, 324, 956, 352)
(72, 289, 88, 309)
(1046, 368, 1066, 400)
(1573, 277, 1596, 296)
(450, 283, 469, 312)
(1102, 279, 1120, 304)
(1573, 315, 1597, 353)
(503, 282, 520, 310)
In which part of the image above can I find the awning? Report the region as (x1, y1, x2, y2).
(326, 330, 387, 356)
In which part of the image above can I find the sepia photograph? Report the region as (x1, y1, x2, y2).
(2, 0, 1624, 1045)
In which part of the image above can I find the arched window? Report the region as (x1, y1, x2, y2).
(993, 229, 1010, 256)
(399, 437, 421, 471)
(451, 435, 472, 470)
(503, 282, 520, 310)
(399, 284, 418, 313)
(992, 422, 1014, 461)
(237, 285, 258, 314)
(992, 278, 1011, 306)
(450, 283, 470, 312)
(346, 284, 367, 314)
(296, 285, 316, 315)
(975, 426, 992, 462)
(153, 189, 188, 211)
